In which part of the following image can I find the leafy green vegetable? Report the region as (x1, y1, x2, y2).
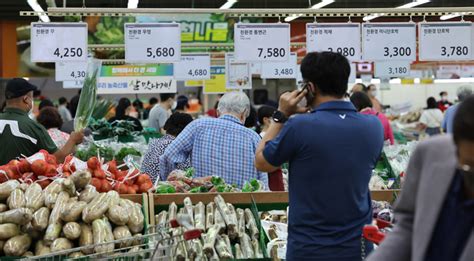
(189, 186, 209, 193)
(76, 144, 114, 162)
(115, 147, 142, 162)
(211, 176, 225, 186)
(156, 183, 176, 194)
(92, 99, 115, 120)
(242, 178, 262, 192)
(74, 59, 101, 132)
(185, 168, 195, 178)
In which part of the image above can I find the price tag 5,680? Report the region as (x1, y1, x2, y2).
(125, 23, 181, 63)
(419, 22, 472, 61)
(31, 22, 88, 62)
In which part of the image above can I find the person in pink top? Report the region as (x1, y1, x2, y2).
(350, 92, 395, 145)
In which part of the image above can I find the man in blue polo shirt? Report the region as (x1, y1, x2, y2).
(255, 52, 384, 261)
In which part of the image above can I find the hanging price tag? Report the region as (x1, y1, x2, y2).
(261, 53, 297, 79)
(234, 23, 290, 62)
(125, 23, 181, 63)
(419, 22, 472, 61)
(173, 54, 211, 80)
(362, 23, 416, 61)
(306, 23, 361, 61)
(31, 22, 87, 62)
(63, 80, 84, 89)
(375, 61, 411, 77)
(55, 61, 87, 81)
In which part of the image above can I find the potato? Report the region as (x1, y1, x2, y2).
(63, 222, 81, 240)
(0, 180, 20, 201)
(32, 207, 50, 231)
(35, 240, 51, 256)
(44, 222, 62, 245)
(49, 191, 70, 225)
(3, 234, 31, 256)
(82, 193, 110, 223)
(25, 183, 44, 211)
(79, 185, 99, 203)
(127, 203, 144, 234)
(0, 204, 7, 213)
(71, 170, 91, 190)
(113, 226, 133, 248)
(61, 201, 87, 222)
(62, 178, 77, 197)
(92, 219, 110, 254)
(107, 204, 129, 226)
(79, 224, 94, 255)
(7, 189, 26, 210)
(107, 190, 120, 208)
(0, 208, 32, 225)
(0, 223, 20, 240)
(50, 238, 73, 252)
(44, 179, 63, 209)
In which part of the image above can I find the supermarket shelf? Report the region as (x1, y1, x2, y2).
(19, 7, 474, 18)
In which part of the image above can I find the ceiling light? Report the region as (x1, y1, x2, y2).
(127, 0, 139, 8)
(284, 0, 335, 22)
(363, 0, 430, 21)
(440, 13, 461, 20)
(27, 0, 50, 22)
(220, 0, 237, 9)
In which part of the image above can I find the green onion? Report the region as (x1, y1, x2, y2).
(74, 59, 101, 132)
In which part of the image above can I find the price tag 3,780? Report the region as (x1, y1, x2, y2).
(419, 22, 472, 61)
(31, 22, 88, 62)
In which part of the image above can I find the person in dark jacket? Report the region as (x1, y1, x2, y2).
(108, 98, 143, 132)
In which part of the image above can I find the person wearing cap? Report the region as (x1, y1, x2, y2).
(0, 78, 84, 165)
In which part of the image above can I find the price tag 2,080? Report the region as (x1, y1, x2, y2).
(234, 23, 290, 62)
(31, 22, 87, 62)
(125, 23, 181, 63)
(362, 23, 416, 61)
(419, 22, 472, 61)
(173, 54, 211, 80)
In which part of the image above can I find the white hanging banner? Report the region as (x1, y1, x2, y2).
(55, 61, 88, 82)
(124, 23, 181, 63)
(375, 61, 411, 78)
(362, 23, 416, 61)
(306, 23, 361, 61)
(261, 53, 297, 79)
(173, 54, 211, 80)
(225, 53, 252, 89)
(31, 22, 88, 62)
(234, 23, 290, 62)
(418, 22, 473, 61)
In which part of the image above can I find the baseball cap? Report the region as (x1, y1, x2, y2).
(5, 78, 38, 99)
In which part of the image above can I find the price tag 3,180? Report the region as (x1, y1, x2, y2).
(306, 23, 361, 61)
(31, 22, 87, 62)
(419, 22, 472, 61)
(375, 61, 411, 78)
(55, 61, 88, 82)
(362, 23, 416, 61)
(173, 54, 211, 80)
(234, 23, 290, 62)
(125, 23, 181, 63)
(261, 53, 297, 79)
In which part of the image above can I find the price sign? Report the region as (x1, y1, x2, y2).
(63, 80, 84, 89)
(234, 23, 290, 62)
(375, 61, 411, 77)
(306, 23, 361, 61)
(55, 61, 87, 81)
(261, 53, 297, 79)
(419, 22, 472, 61)
(31, 23, 87, 62)
(125, 23, 181, 63)
(362, 23, 416, 61)
(173, 54, 211, 80)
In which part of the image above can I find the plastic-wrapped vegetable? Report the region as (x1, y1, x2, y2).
(113, 226, 133, 248)
(226, 203, 239, 240)
(183, 197, 194, 225)
(107, 204, 129, 226)
(62, 178, 76, 197)
(23, 251, 34, 257)
(155, 183, 176, 194)
(107, 191, 120, 208)
(61, 201, 87, 222)
(234, 243, 243, 259)
(0, 208, 32, 225)
(205, 202, 214, 231)
(49, 191, 70, 225)
(213, 207, 226, 234)
(25, 183, 44, 211)
(188, 239, 203, 260)
(155, 210, 168, 228)
(127, 203, 144, 234)
(51, 238, 73, 252)
(203, 224, 219, 258)
(0, 203, 7, 213)
(44, 179, 63, 209)
(79, 224, 94, 254)
(32, 207, 50, 231)
(240, 233, 254, 258)
(194, 202, 205, 231)
(74, 58, 100, 132)
(79, 185, 99, 203)
(7, 189, 25, 210)
(176, 241, 187, 261)
(242, 178, 265, 192)
(215, 235, 233, 259)
(69, 252, 85, 258)
(3, 234, 31, 256)
(63, 222, 82, 240)
(168, 202, 177, 223)
(44, 222, 62, 245)
(244, 208, 259, 240)
(82, 193, 110, 223)
(35, 240, 51, 256)
(103, 217, 115, 251)
(70, 170, 91, 190)
(0, 180, 20, 201)
(0, 223, 20, 240)
(236, 208, 245, 237)
(252, 239, 263, 258)
(92, 218, 111, 254)
(214, 195, 237, 235)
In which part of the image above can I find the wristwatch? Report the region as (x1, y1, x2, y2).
(272, 111, 288, 124)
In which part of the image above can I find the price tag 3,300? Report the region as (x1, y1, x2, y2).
(261, 53, 297, 79)
(419, 22, 472, 61)
(173, 54, 211, 80)
(31, 22, 88, 62)
(234, 23, 290, 62)
(125, 23, 181, 63)
(362, 23, 416, 61)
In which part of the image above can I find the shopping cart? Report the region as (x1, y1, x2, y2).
(362, 218, 392, 245)
(21, 214, 202, 261)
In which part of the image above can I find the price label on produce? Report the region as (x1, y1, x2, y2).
(234, 23, 290, 62)
(124, 23, 181, 63)
(362, 23, 416, 61)
(375, 61, 411, 77)
(306, 23, 361, 61)
(261, 53, 297, 79)
(31, 22, 87, 62)
(55, 61, 87, 82)
(419, 22, 472, 61)
(173, 54, 211, 80)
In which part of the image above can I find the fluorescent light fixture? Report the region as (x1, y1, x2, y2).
(27, 0, 50, 22)
(284, 0, 335, 22)
(220, 0, 237, 9)
(440, 13, 461, 20)
(127, 0, 139, 8)
(363, 0, 430, 21)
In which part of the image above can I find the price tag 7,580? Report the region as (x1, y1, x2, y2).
(31, 22, 88, 62)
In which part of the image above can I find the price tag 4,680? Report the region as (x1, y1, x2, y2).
(125, 23, 181, 63)
(173, 54, 211, 80)
(362, 23, 416, 61)
(419, 22, 472, 61)
(31, 22, 88, 62)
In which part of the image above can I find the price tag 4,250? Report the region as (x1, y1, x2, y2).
(234, 23, 290, 62)
(125, 23, 181, 63)
(419, 22, 472, 61)
(31, 22, 88, 62)
(173, 54, 211, 80)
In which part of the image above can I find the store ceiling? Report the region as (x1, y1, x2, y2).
(0, 0, 472, 20)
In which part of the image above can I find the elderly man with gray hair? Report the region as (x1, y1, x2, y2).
(159, 92, 268, 188)
(442, 85, 473, 133)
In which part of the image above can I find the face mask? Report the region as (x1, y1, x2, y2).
(371, 90, 378, 97)
(442, 96, 448, 101)
(171, 101, 177, 110)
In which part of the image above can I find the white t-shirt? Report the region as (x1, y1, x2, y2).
(419, 108, 444, 128)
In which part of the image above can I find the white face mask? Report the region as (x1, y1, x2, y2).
(371, 90, 378, 97)
(28, 98, 35, 119)
(171, 101, 177, 110)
